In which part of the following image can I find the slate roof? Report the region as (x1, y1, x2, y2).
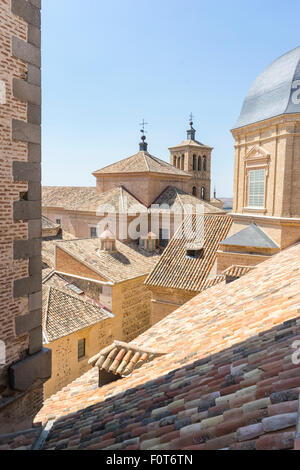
(152, 186, 225, 214)
(55, 238, 160, 283)
(93, 151, 190, 177)
(234, 46, 300, 129)
(35, 242, 300, 450)
(220, 224, 279, 249)
(42, 284, 112, 343)
(145, 214, 233, 292)
(42, 186, 146, 213)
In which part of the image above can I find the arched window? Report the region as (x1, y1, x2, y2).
(193, 155, 196, 171)
(192, 186, 197, 197)
(181, 155, 185, 171)
(201, 186, 206, 200)
(203, 156, 207, 172)
(198, 156, 201, 171)
(173, 156, 177, 168)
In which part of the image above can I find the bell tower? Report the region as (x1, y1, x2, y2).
(169, 115, 213, 201)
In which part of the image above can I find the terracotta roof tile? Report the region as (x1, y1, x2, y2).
(89, 341, 164, 377)
(223, 265, 255, 279)
(42, 283, 112, 342)
(34, 242, 300, 450)
(55, 238, 160, 283)
(42, 186, 146, 213)
(152, 186, 225, 214)
(0, 427, 42, 450)
(145, 214, 232, 291)
(93, 151, 190, 177)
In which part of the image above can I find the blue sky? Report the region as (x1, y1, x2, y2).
(42, 0, 300, 197)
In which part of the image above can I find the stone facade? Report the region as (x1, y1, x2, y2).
(149, 286, 196, 325)
(217, 114, 300, 272)
(232, 114, 300, 221)
(44, 319, 113, 399)
(0, 0, 51, 433)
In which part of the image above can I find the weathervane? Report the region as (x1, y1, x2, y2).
(140, 119, 148, 137)
(189, 112, 194, 126)
(139, 119, 149, 151)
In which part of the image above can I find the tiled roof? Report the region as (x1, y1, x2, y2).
(89, 341, 164, 377)
(223, 265, 256, 279)
(42, 186, 146, 213)
(145, 214, 233, 292)
(35, 242, 300, 450)
(42, 215, 60, 230)
(55, 238, 160, 283)
(43, 272, 111, 311)
(93, 151, 190, 177)
(169, 140, 212, 149)
(152, 186, 225, 214)
(42, 267, 54, 281)
(42, 240, 57, 268)
(0, 427, 42, 451)
(198, 275, 226, 292)
(42, 284, 112, 343)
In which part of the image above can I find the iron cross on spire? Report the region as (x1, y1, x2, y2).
(139, 119, 149, 151)
(189, 112, 194, 124)
(140, 119, 148, 136)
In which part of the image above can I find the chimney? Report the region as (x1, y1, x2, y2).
(139, 232, 158, 252)
(99, 228, 117, 253)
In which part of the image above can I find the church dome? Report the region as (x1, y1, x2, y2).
(234, 46, 300, 129)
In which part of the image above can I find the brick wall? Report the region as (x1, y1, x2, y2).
(0, 0, 50, 433)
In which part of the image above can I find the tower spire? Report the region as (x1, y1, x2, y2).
(139, 119, 148, 151)
(187, 113, 196, 141)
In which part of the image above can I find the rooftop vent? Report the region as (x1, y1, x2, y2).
(99, 228, 117, 253)
(139, 232, 158, 252)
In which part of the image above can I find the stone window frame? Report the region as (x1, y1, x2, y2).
(243, 146, 270, 214)
(78, 338, 86, 361)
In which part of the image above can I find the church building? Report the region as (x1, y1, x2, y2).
(218, 46, 300, 271)
(42, 122, 224, 242)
